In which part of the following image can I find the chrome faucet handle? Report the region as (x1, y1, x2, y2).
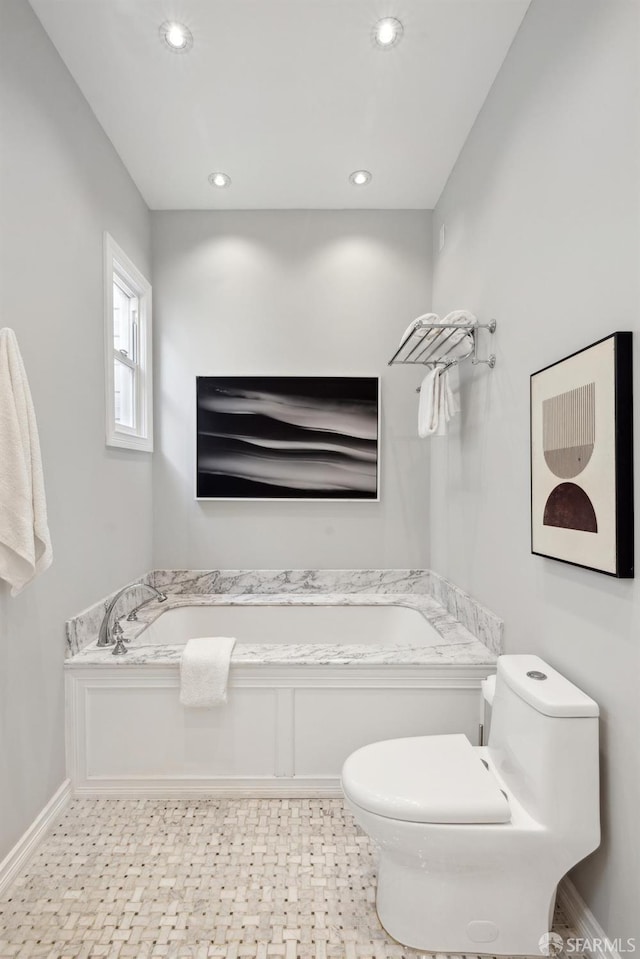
(126, 588, 168, 622)
(111, 621, 128, 656)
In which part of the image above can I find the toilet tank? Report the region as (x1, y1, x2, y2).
(487, 655, 600, 845)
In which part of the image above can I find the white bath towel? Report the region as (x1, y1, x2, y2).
(180, 637, 236, 707)
(399, 312, 441, 347)
(436, 310, 476, 362)
(418, 367, 460, 437)
(0, 328, 53, 595)
(418, 368, 439, 437)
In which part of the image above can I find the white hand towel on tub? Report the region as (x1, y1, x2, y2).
(0, 328, 53, 595)
(180, 637, 236, 707)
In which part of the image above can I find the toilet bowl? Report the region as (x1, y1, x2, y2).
(341, 655, 600, 956)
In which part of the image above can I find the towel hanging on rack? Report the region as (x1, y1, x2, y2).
(388, 312, 497, 428)
(418, 366, 460, 437)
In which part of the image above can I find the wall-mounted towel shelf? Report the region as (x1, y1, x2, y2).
(388, 316, 497, 373)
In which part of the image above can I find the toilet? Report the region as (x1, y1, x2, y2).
(341, 654, 600, 956)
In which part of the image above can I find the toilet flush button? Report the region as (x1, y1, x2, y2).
(527, 670, 547, 680)
(466, 920, 500, 943)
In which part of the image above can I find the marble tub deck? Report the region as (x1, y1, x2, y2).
(66, 593, 497, 668)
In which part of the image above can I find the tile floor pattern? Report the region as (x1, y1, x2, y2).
(0, 799, 583, 959)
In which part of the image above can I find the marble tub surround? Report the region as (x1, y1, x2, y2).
(68, 636, 496, 667)
(65, 569, 431, 657)
(65, 571, 156, 656)
(430, 570, 503, 656)
(150, 567, 431, 596)
(66, 591, 497, 668)
(65, 569, 503, 658)
(148, 568, 503, 655)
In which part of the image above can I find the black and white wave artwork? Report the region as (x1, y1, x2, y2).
(196, 376, 379, 499)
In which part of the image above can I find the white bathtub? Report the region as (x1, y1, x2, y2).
(138, 603, 441, 647)
(66, 597, 495, 799)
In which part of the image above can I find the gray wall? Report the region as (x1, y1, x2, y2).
(3, 0, 635, 938)
(151, 211, 432, 569)
(0, 0, 153, 859)
(430, 0, 639, 939)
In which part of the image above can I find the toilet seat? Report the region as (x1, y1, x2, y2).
(342, 733, 511, 824)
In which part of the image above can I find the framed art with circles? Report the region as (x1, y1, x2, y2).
(531, 332, 633, 577)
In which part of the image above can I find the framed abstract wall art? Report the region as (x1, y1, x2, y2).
(196, 376, 380, 501)
(531, 332, 633, 577)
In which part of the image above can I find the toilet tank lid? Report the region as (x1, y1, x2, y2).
(497, 656, 599, 718)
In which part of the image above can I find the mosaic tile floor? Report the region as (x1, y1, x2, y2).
(0, 799, 581, 959)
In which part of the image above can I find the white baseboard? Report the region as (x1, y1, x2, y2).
(73, 776, 343, 799)
(559, 878, 623, 959)
(0, 779, 72, 897)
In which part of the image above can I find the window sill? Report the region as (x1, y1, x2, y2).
(106, 431, 153, 453)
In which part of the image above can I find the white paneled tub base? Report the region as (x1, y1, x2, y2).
(65, 662, 491, 797)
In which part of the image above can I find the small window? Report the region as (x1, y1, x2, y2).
(104, 233, 153, 451)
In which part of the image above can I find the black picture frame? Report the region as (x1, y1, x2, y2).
(196, 375, 380, 501)
(530, 332, 633, 578)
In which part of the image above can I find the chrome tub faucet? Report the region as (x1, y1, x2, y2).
(97, 583, 167, 652)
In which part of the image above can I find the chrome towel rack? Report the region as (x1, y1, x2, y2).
(388, 317, 497, 373)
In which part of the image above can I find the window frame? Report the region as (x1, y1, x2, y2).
(104, 232, 153, 452)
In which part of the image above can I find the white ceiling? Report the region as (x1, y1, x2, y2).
(28, 0, 530, 210)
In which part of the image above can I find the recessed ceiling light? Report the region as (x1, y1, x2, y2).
(374, 17, 404, 49)
(160, 21, 193, 53)
(349, 170, 372, 187)
(208, 172, 231, 188)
